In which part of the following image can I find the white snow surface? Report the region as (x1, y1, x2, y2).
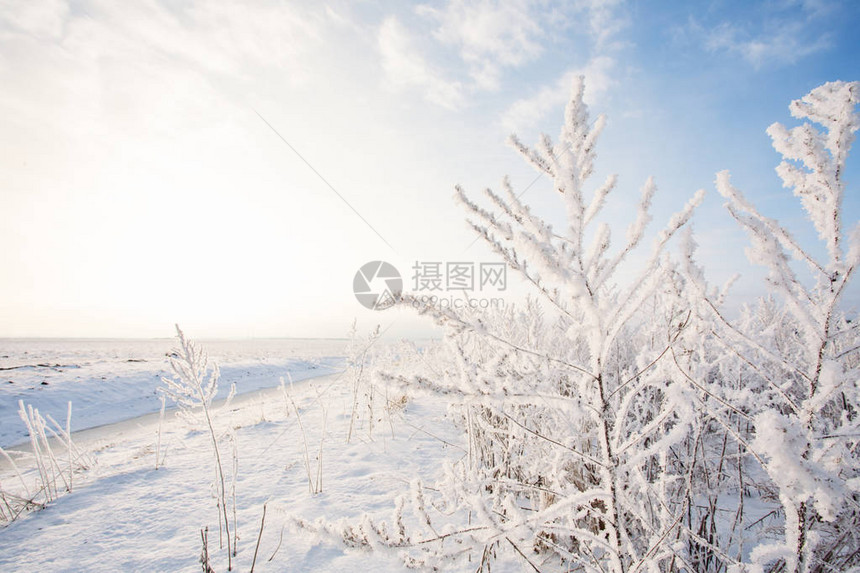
(0, 338, 346, 447)
(0, 338, 475, 572)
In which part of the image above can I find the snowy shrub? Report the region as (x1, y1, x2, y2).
(408, 78, 708, 569)
(346, 321, 382, 443)
(683, 81, 860, 573)
(345, 322, 414, 443)
(294, 80, 859, 573)
(280, 374, 327, 495)
(0, 401, 92, 524)
(161, 325, 238, 570)
(305, 78, 705, 572)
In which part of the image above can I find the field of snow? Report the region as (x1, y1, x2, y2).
(0, 338, 486, 572)
(3, 80, 857, 573)
(0, 338, 346, 447)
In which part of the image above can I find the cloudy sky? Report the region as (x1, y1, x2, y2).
(1, 0, 858, 339)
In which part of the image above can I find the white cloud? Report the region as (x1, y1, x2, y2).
(377, 16, 464, 109)
(420, 0, 543, 90)
(375, 0, 629, 106)
(0, 0, 331, 146)
(705, 21, 830, 68)
(785, 0, 838, 18)
(694, 0, 835, 70)
(0, 0, 639, 336)
(501, 56, 614, 133)
(418, 0, 629, 91)
(0, 0, 68, 39)
(0, 1, 407, 337)
(71, 1, 324, 78)
(574, 0, 628, 51)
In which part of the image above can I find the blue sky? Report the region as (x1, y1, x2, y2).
(0, 0, 858, 338)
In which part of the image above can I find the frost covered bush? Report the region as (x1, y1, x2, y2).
(161, 325, 238, 570)
(683, 81, 860, 573)
(296, 80, 860, 572)
(0, 401, 92, 524)
(404, 78, 708, 572)
(345, 322, 414, 443)
(346, 321, 382, 443)
(299, 78, 705, 572)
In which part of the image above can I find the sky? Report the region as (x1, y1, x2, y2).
(0, 0, 859, 339)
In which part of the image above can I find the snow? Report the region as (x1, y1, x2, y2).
(0, 338, 486, 572)
(2, 79, 859, 573)
(0, 339, 346, 448)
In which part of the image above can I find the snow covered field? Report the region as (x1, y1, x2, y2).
(0, 337, 472, 572)
(0, 338, 346, 447)
(2, 78, 859, 573)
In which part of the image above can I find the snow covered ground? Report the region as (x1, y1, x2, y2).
(0, 338, 346, 447)
(0, 338, 477, 572)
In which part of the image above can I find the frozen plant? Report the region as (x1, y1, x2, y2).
(427, 76, 706, 572)
(346, 321, 381, 443)
(161, 325, 237, 570)
(345, 322, 413, 443)
(0, 401, 92, 524)
(155, 394, 166, 470)
(281, 375, 326, 495)
(315, 77, 705, 572)
(287, 76, 859, 573)
(686, 81, 860, 573)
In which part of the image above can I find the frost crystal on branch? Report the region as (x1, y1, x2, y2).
(161, 325, 237, 570)
(705, 81, 860, 573)
(394, 76, 706, 572)
(293, 78, 860, 573)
